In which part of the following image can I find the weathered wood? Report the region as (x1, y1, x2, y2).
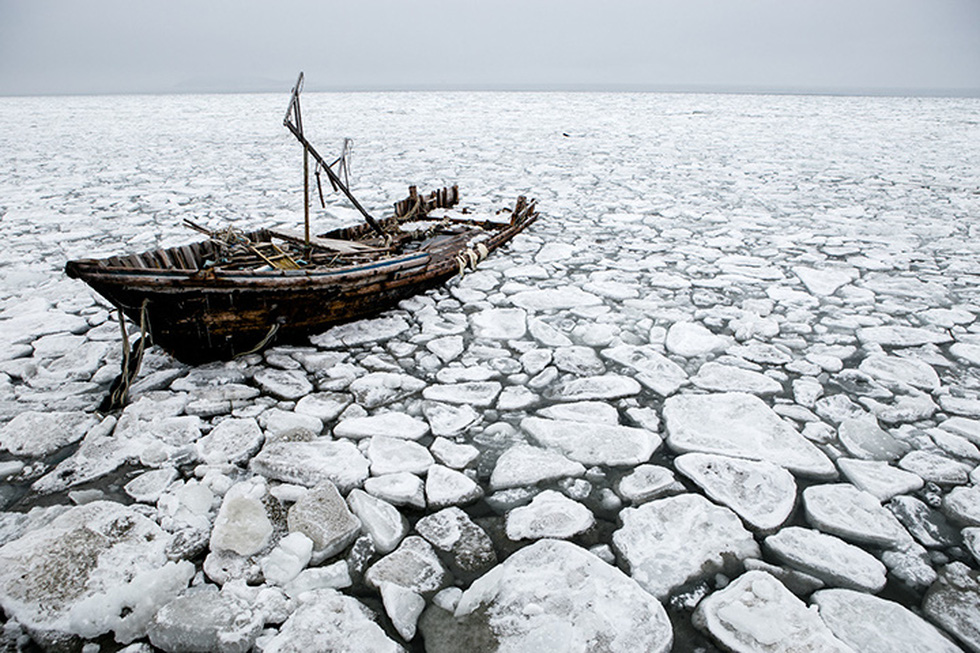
(65, 192, 538, 363)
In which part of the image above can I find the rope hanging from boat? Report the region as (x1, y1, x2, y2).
(234, 322, 281, 358)
(100, 299, 150, 412)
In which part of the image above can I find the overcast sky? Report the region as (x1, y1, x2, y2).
(1, 0, 978, 96)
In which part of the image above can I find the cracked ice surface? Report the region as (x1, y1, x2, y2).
(1, 92, 980, 652)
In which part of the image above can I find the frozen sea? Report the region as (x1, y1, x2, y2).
(1, 91, 980, 652)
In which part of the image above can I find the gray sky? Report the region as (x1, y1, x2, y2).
(1, 0, 978, 96)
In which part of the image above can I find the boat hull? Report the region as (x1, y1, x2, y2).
(66, 206, 537, 363)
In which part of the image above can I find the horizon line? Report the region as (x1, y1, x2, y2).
(2, 83, 979, 100)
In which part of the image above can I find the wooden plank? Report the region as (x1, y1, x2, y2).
(269, 228, 380, 254)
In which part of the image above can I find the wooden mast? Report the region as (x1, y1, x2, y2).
(284, 72, 386, 239)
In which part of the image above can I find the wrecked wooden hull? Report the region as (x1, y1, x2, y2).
(66, 191, 537, 363)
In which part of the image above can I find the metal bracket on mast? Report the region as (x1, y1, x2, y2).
(283, 72, 386, 239)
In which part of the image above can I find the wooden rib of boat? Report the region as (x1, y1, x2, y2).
(65, 187, 538, 363)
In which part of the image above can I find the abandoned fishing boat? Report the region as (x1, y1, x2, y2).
(64, 73, 538, 365)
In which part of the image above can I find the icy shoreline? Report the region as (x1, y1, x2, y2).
(1, 91, 979, 651)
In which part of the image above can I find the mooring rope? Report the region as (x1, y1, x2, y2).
(235, 322, 281, 358)
(101, 299, 150, 412)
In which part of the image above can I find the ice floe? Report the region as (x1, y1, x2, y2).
(802, 484, 912, 549)
(664, 392, 836, 479)
(419, 540, 672, 653)
(674, 452, 796, 532)
(813, 588, 963, 653)
(693, 571, 852, 652)
(613, 494, 760, 599)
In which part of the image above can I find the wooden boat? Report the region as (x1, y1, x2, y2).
(65, 187, 537, 364)
(64, 74, 538, 366)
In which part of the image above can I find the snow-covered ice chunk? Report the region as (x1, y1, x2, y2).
(857, 326, 952, 347)
(815, 393, 868, 425)
(729, 342, 793, 366)
(663, 392, 836, 479)
(889, 495, 961, 549)
(509, 287, 602, 311)
(348, 372, 426, 409)
(124, 467, 179, 504)
(0, 410, 97, 457)
(616, 464, 679, 505)
(287, 481, 360, 560)
(147, 588, 263, 653)
(310, 315, 411, 348)
(347, 488, 408, 554)
(521, 416, 660, 466)
(553, 345, 606, 376)
(802, 484, 912, 549)
(837, 417, 909, 461)
(528, 317, 573, 346)
(837, 458, 923, 501)
(251, 439, 369, 492)
(364, 472, 426, 509)
(426, 464, 483, 508)
(293, 391, 352, 422)
(334, 412, 430, 441)
(261, 532, 313, 586)
(415, 507, 496, 581)
(257, 408, 322, 440)
(537, 400, 619, 424)
(420, 539, 672, 653)
(943, 486, 980, 526)
(545, 374, 641, 401)
(858, 354, 940, 391)
(380, 582, 425, 641)
(923, 563, 980, 653)
(469, 307, 527, 340)
(0, 501, 189, 643)
(950, 342, 980, 367)
(262, 589, 404, 653)
(665, 322, 729, 358)
(422, 381, 502, 407)
(813, 588, 962, 653)
(898, 450, 972, 485)
(613, 494, 760, 599)
(367, 436, 434, 475)
(496, 385, 539, 410)
(69, 561, 196, 645)
(792, 266, 856, 296)
(252, 368, 312, 401)
(765, 527, 886, 592)
(426, 335, 464, 363)
(197, 417, 264, 465)
(691, 361, 783, 395)
(939, 416, 980, 446)
(693, 570, 852, 652)
(365, 535, 449, 595)
(422, 401, 480, 437)
(429, 437, 479, 469)
(489, 444, 586, 490)
(505, 489, 594, 540)
(284, 561, 352, 597)
(534, 242, 576, 263)
(210, 478, 274, 557)
(600, 344, 688, 396)
(674, 453, 796, 532)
